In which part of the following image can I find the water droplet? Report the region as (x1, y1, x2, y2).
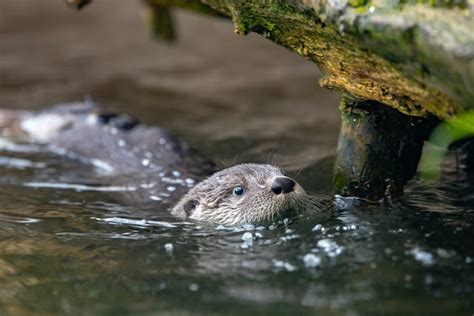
(312, 224, 322, 231)
(241, 232, 253, 241)
(409, 247, 435, 266)
(164, 243, 173, 253)
(317, 239, 343, 257)
(272, 259, 297, 272)
(189, 283, 199, 291)
(303, 253, 321, 268)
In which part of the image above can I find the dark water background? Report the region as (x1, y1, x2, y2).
(0, 1, 473, 315)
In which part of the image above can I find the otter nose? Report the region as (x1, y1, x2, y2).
(271, 177, 295, 194)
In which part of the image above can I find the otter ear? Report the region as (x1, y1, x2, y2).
(183, 199, 199, 216)
(172, 196, 199, 219)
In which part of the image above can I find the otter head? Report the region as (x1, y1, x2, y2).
(171, 164, 309, 226)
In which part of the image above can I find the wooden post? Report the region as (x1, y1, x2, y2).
(333, 98, 437, 200)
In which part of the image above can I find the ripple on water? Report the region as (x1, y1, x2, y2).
(0, 213, 41, 224)
(0, 156, 46, 169)
(23, 182, 137, 192)
(316, 239, 344, 258)
(93, 216, 179, 228)
(408, 247, 435, 266)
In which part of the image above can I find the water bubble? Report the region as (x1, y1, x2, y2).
(140, 182, 155, 189)
(317, 239, 343, 257)
(185, 178, 195, 185)
(150, 195, 162, 201)
(241, 232, 254, 248)
(436, 248, 455, 258)
(189, 284, 199, 291)
(312, 224, 322, 231)
(281, 234, 299, 241)
(242, 232, 253, 241)
(409, 247, 435, 266)
(242, 224, 255, 231)
(272, 259, 297, 272)
(164, 243, 173, 253)
(303, 253, 321, 268)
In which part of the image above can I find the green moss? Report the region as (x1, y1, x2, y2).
(203, 1, 464, 118)
(398, 0, 468, 9)
(349, 0, 370, 8)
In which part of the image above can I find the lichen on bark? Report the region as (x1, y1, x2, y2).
(200, 0, 472, 118)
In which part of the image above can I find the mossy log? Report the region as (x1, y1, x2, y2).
(194, 0, 474, 119)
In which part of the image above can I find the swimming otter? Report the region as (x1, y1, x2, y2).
(0, 102, 327, 225)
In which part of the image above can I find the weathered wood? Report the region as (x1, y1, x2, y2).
(196, 0, 473, 119)
(334, 98, 437, 199)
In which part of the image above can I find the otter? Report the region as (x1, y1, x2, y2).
(0, 102, 328, 226)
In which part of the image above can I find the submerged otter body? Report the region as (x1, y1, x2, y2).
(0, 102, 327, 225)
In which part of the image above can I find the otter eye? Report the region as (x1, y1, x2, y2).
(233, 186, 244, 196)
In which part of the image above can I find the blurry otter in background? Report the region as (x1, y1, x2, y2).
(0, 102, 329, 226)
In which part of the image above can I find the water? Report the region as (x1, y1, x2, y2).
(1, 1, 473, 315)
(1, 152, 473, 315)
